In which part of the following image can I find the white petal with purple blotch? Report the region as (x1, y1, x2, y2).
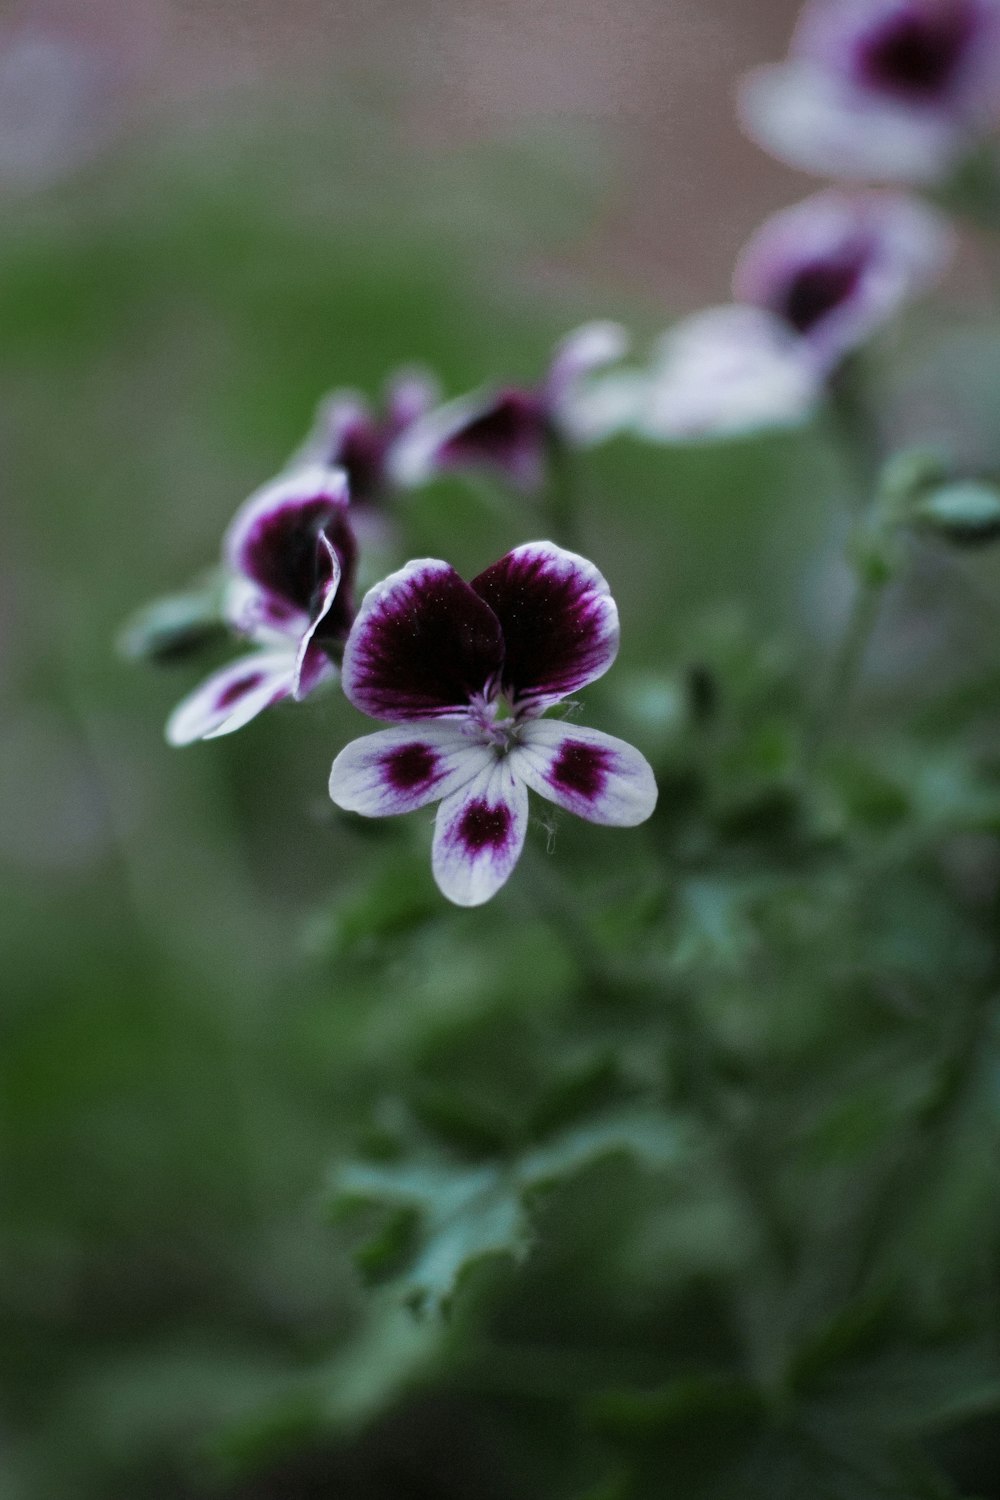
(471, 542, 620, 712)
(733, 189, 954, 372)
(432, 759, 529, 907)
(329, 721, 492, 817)
(737, 63, 963, 183)
(165, 650, 296, 746)
(388, 387, 548, 493)
(510, 720, 658, 826)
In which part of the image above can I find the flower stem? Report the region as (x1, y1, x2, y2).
(805, 554, 888, 768)
(543, 437, 583, 553)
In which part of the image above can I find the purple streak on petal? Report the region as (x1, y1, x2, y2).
(436, 389, 551, 492)
(510, 720, 658, 826)
(342, 559, 504, 722)
(471, 542, 619, 710)
(432, 761, 528, 906)
(225, 466, 351, 621)
(165, 650, 295, 746)
(329, 723, 489, 816)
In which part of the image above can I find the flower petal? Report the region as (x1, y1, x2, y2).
(640, 306, 822, 441)
(342, 558, 504, 722)
(224, 464, 351, 619)
(389, 388, 550, 493)
(733, 189, 953, 372)
(165, 650, 295, 746)
(545, 321, 630, 442)
(737, 62, 963, 182)
(292, 533, 342, 700)
(470, 542, 619, 711)
(432, 759, 529, 907)
(329, 722, 491, 817)
(510, 720, 657, 826)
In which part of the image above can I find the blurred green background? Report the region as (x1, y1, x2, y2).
(7, 3, 1000, 1497)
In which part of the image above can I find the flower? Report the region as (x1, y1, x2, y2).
(733, 190, 954, 373)
(738, 0, 1000, 183)
(389, 323, 630, 495)
(634, 190, 951, 442)
(290, 367, 440, 510)
(166, 466, 357, 745)
(637, 306, 824, 441)
(328, 542, 657, 906)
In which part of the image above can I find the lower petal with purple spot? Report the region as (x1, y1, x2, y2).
(329, 722, 491, 817)
(165, 650, 296, 745)
(511, 720, 657, 826)
(432, 760, 529, 907)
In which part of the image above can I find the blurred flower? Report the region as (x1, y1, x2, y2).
(733, 190, 954, 372)
(329, 542, 656, 906)
(738, 0, 1000, 183)
(389, 323, 629, 495)
(166, 467, 356, 745)
(0, 27, 115, 189)
(290, 368, 440, 513)
(636, 306, 824, 441)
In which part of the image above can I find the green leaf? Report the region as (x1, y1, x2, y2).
(331, 1110, 688, 1316)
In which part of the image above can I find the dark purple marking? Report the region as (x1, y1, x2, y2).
(471, 546, 614, 705)
(346, 563, 504, 720)
(235, 498, 357, 642)
(779, 252, 866, 334)
(438, 389, 549, 481)
(456, 799, 511, 853)
(328, 414, 386, 507)
(216, 671, 264, 710)
(548, 739, 611, 802)
(384, 741, 439, 792)
(857, 3, 975, 101)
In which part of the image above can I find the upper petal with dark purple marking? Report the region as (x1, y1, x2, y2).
(224, 465, 351, 620)
(470, 542, 619, 710)
(342, 558, 505, 721)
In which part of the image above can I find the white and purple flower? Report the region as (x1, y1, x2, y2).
(733, 189, 953, 373)
(389, 323, 630, 495)
(739, 0, 1000, 183)
(166, 466, 357, 745)
(328, 542, 657, 906)
(291, 368, 440, 512)
(635, 190, 951, 441)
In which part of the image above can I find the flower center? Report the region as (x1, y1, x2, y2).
(468, 693, 524, 754)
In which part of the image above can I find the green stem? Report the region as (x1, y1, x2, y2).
(543, 437, 583, 553)
(804, 559, 888, 767)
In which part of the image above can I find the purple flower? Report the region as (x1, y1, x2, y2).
(291, 368, 440, 510)
(733, 190, 953, 373)
(389, 323, 629, 495)
(328, 542, 657, 906)
(166, 466, 357, 745)
(739, 0, 1000, 183)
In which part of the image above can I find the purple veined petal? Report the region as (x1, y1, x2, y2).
(471, 542, 619, 711)
(342, 558, 504, 722)
(292, 534, 342, 700)
(388, 387, 551, 494)
(639, 306, 823, 441)
(510, 720, 658, 826)
(165, 650, 296, 746)
(545, 322, 630, 442)
(733, 189, 954, 372)
(224, 464, 351, 617)
(737, 62, 965, 182)
(329, 721, 492, 817)
(432, 758, 529, 907)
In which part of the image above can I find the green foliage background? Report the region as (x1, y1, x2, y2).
(5, 82, 1000, 1499)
